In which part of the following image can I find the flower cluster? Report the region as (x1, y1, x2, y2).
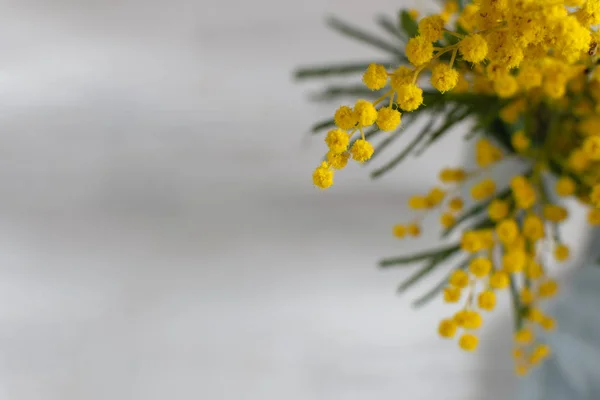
(306, 0, 600, 375)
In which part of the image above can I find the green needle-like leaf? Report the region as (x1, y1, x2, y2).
(311, 85, 380, 102)
(327, 16, 405, 57)
(509, 274, 524, 330)
(396, 247, 459, 292)
(416, 106, 471, 155)
(294, 61, 394, 80)
(400, 10, 419, 38)
(365, 113, 416, 164)
(379, 244, 459, 268)
(376, 15, 407, 41)
(370, 115, 437, 179)
(310, 118, 336, 134)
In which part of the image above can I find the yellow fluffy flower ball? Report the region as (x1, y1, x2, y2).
(325, 129, 350, 154)
(312, 162, 334, 189)
(469, 257, 492, 278)
(489, 271, 509, 289)
(354, 100, 378, 127)
(326, 151, 350, 170)
(554, 244, 570, 262)
(488, 199, 509, 221)
(449, 269, 469, 288)
(405, 35, 434, 66)
(396, 84, 424, 112)
(494, 73, 519, 98)
(555, 176, 576, 197)
(431, 63, 459, 93)
(390, 66, 413, 92)
(443, 286, 461, 303)
(440, 212, 456, 228)
(362, 63, 388, 90)
(459, 34, 488, 64)
(583, 136, 600, 160)
(376, 107, 402, 131)
(478, 290, 496, 311)
(419, 15, 445, 42)
(334, 106, 357, 130)
(438, 319, 457, 338)
(511, 130, 530, 152)
(459, 333, 479, 351)
(350, 139, 374, 163)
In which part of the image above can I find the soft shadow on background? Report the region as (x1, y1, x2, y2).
(0, 0, 577, 398)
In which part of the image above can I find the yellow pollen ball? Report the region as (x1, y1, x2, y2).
(461, 231, 482, 253)
(312, 162, 334, 189)
(440, 212, 456, 229)
(471, 178, 496, 200)
(431, 64, 459, 93)
(511, 130, 530, 152)
(393, 224, 406, 238)
(526, 261, 544, 280)
(543, 205, 568, 222)
(408, 195, 429, 209)
(520, 287, 534, 305)
(396, 84, 424, 112)
(583, 136, 600, 160)
(515, 328, 534, 345)
(592, 185, 600, 207)
(469, 257, 492, 278)
(523, 214, 545, 242)
(515, 365, 529, 377)
(459, 333, 479, 351)
(529, 344, 551, 365)
(478, 290, 496, 311)
(443, 286, 462, 303)
(502, 250, 527, 273)
(538, 280, 559, 298)
(325, 129, 350, 154)
(390, 66, 413, 92)
(463, 310, 483, 330)
(350, 139, 374, 163)
(438, 319, 457, 338)
(488, 199, 509, 221)
(489, 271, 509, 290)
(450, 269, 469, 288)
(376, 107, 402, 131)
(427, 187, 446, 206)
(494, 73, 519, 98)
(326, 151, 350, 170)
(556, 176, 576, 197)
(541, 316, 556, 331)
(588, 209, 600, 225)
(418, 15, 445, 42)
(334, 106, 358, 130)
(459, 34, 488, 64)
(407, 223, 421, 237)
(354, 100, 378, 127)
(496, 219, 519, 244)
(405, 36, 434, 66)
(362, 63, 388, 90)
(449, 197, 464, 212)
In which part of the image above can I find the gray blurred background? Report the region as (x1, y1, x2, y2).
(0, 0, 589, 399)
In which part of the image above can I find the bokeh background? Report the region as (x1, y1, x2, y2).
(0, 0, 591, 399)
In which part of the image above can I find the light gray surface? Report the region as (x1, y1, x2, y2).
(0, 0, 590, 399)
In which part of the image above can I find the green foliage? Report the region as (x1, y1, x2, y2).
(295, 61, 394, 80)
(326, 17, 405, 57)
(400, 10, 419, 38)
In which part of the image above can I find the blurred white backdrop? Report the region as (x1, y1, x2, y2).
(0, 0, 588, 399)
